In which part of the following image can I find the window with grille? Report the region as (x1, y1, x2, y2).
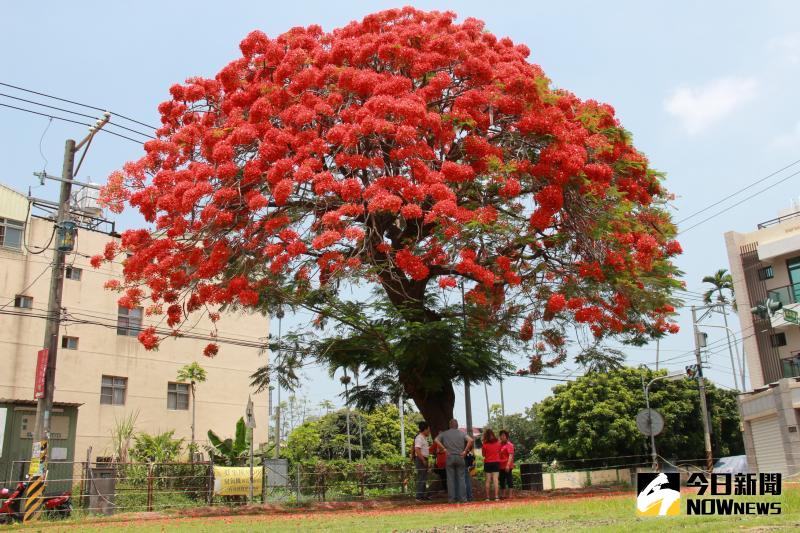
(167, 382, 190, 410)
(14, 295, 33, 309)
(100, 375, 127, 405)
(771, 332, 787, 347)
(0, 218, 23, 250)
(61, 336, 79, 350)
(757, 266, 774, 280)
(65, 266, 82, 281)
(117, 306, 142, 336)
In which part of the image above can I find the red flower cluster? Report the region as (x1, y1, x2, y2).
(97, 8, 681, 369)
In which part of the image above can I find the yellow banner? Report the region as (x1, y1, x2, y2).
(213, 466, 263, 496)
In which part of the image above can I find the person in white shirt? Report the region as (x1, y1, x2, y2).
(414, 421, 432, 501)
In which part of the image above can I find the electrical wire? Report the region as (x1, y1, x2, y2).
(0, 307, 269, 350)
(0, 81, 158, 130)
(0, 93, 156, 139)
(0, 103, 144, 145)
(37, 117, 52, 173)
(679, 169, 800, 234)
(675, 157, 800, 225)
(0, 264, 53, 311)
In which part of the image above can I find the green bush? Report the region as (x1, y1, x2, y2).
(294, 457, 412, 500)
(113, 462, 209, 507)
(130, 430, 183, 463)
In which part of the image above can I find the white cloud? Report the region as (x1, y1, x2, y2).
(664, 77, 758, 135)
(768, 33, 800, 65)
(771, 121, 800, 150)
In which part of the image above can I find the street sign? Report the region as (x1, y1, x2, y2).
(784, 308, 799, 325)
(245, 396, 256, 429)
(636, 408, 664, 436)
(34, 349, 48, 400)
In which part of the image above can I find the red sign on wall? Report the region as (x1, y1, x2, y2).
(34, 349, 48, 399)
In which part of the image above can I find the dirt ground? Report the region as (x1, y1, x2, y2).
(46, 486, 631, 530)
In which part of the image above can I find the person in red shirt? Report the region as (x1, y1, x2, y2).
(429, 439, 448, 494)
(499, 430, 515, 499)
(481, 428, 502, 501)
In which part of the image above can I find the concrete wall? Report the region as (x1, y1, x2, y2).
(0, 187, 270, 458)
(724, 231, 762, 389)
(738, 378, 800, 476)
(542, 468, 629, 490)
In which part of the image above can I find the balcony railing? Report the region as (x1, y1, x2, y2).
(783, 356, 800, 378)
(767, 283, 800, 306)
(758, 210, 800, 229)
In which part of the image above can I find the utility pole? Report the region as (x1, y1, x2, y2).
(399, 395, 406, 457)
(691, 306, 714, 472)
(25, 116, 109, 522)
(31, 139, 75, 446)
(655, 339, 660, 371)
(32, 115, 110, 449)
(343, 368, 352, 461)
(499, 378, 506, 428)
(719, 303, 741, 391)
(460, 282, 473, 437)
(483, 383, 490, 427)
(640, 374, 658, 471)
(273, 308, 284, 459)
(355, 368, 364, 460)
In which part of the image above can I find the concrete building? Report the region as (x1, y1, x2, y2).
(725, 206, 800, 476)
(0, 183, 269, 462)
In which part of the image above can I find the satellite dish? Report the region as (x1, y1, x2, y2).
(636, 408, 664, 436)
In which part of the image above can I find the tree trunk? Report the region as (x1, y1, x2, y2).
(191, 383, 196, 455)
(400, 370, 455, 437)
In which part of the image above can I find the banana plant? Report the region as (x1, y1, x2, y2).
(207, 417, 249, 465)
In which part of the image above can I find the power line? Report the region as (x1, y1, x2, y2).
(0, 307, 268, 350)
(0, 102, 144, 145)
(0, 93, 156, 139)
(676, 157, 800, 224)
(0, 262, 53, 312)
(0, 81, 159, 130)
(679, 169, 800, 234)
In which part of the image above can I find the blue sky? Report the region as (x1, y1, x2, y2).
(3, 1, 800, 424)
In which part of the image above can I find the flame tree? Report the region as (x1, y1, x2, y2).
(98, 8, 682, 432)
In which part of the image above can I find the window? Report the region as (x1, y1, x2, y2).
(167, 382, 190, 410)
(0, 218, 23, 250)
(758, 266, 774, 281)
(117, 306, 142, 337)
(771, 332, 787, 347)
(100, 375, 127, 405)
(61, 336, 79, 350)
(65, 266, 82, 281)
(14, 295, 33, 309)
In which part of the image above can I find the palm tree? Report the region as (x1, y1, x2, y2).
(319, 399, 335, 415)
(702, 268, 735, 307)
(701, 268, 741, 391)
(177, 362, 207, 455)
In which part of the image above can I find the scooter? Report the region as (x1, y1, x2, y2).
(0, 481, 72, 523)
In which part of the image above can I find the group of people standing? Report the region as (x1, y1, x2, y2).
(414, 419, 515, 503)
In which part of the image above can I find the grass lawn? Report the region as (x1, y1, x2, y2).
(18, 487, 800, 532)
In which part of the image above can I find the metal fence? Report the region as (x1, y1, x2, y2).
(0, 459, 418, 515)
(0, 455, 669, 517)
